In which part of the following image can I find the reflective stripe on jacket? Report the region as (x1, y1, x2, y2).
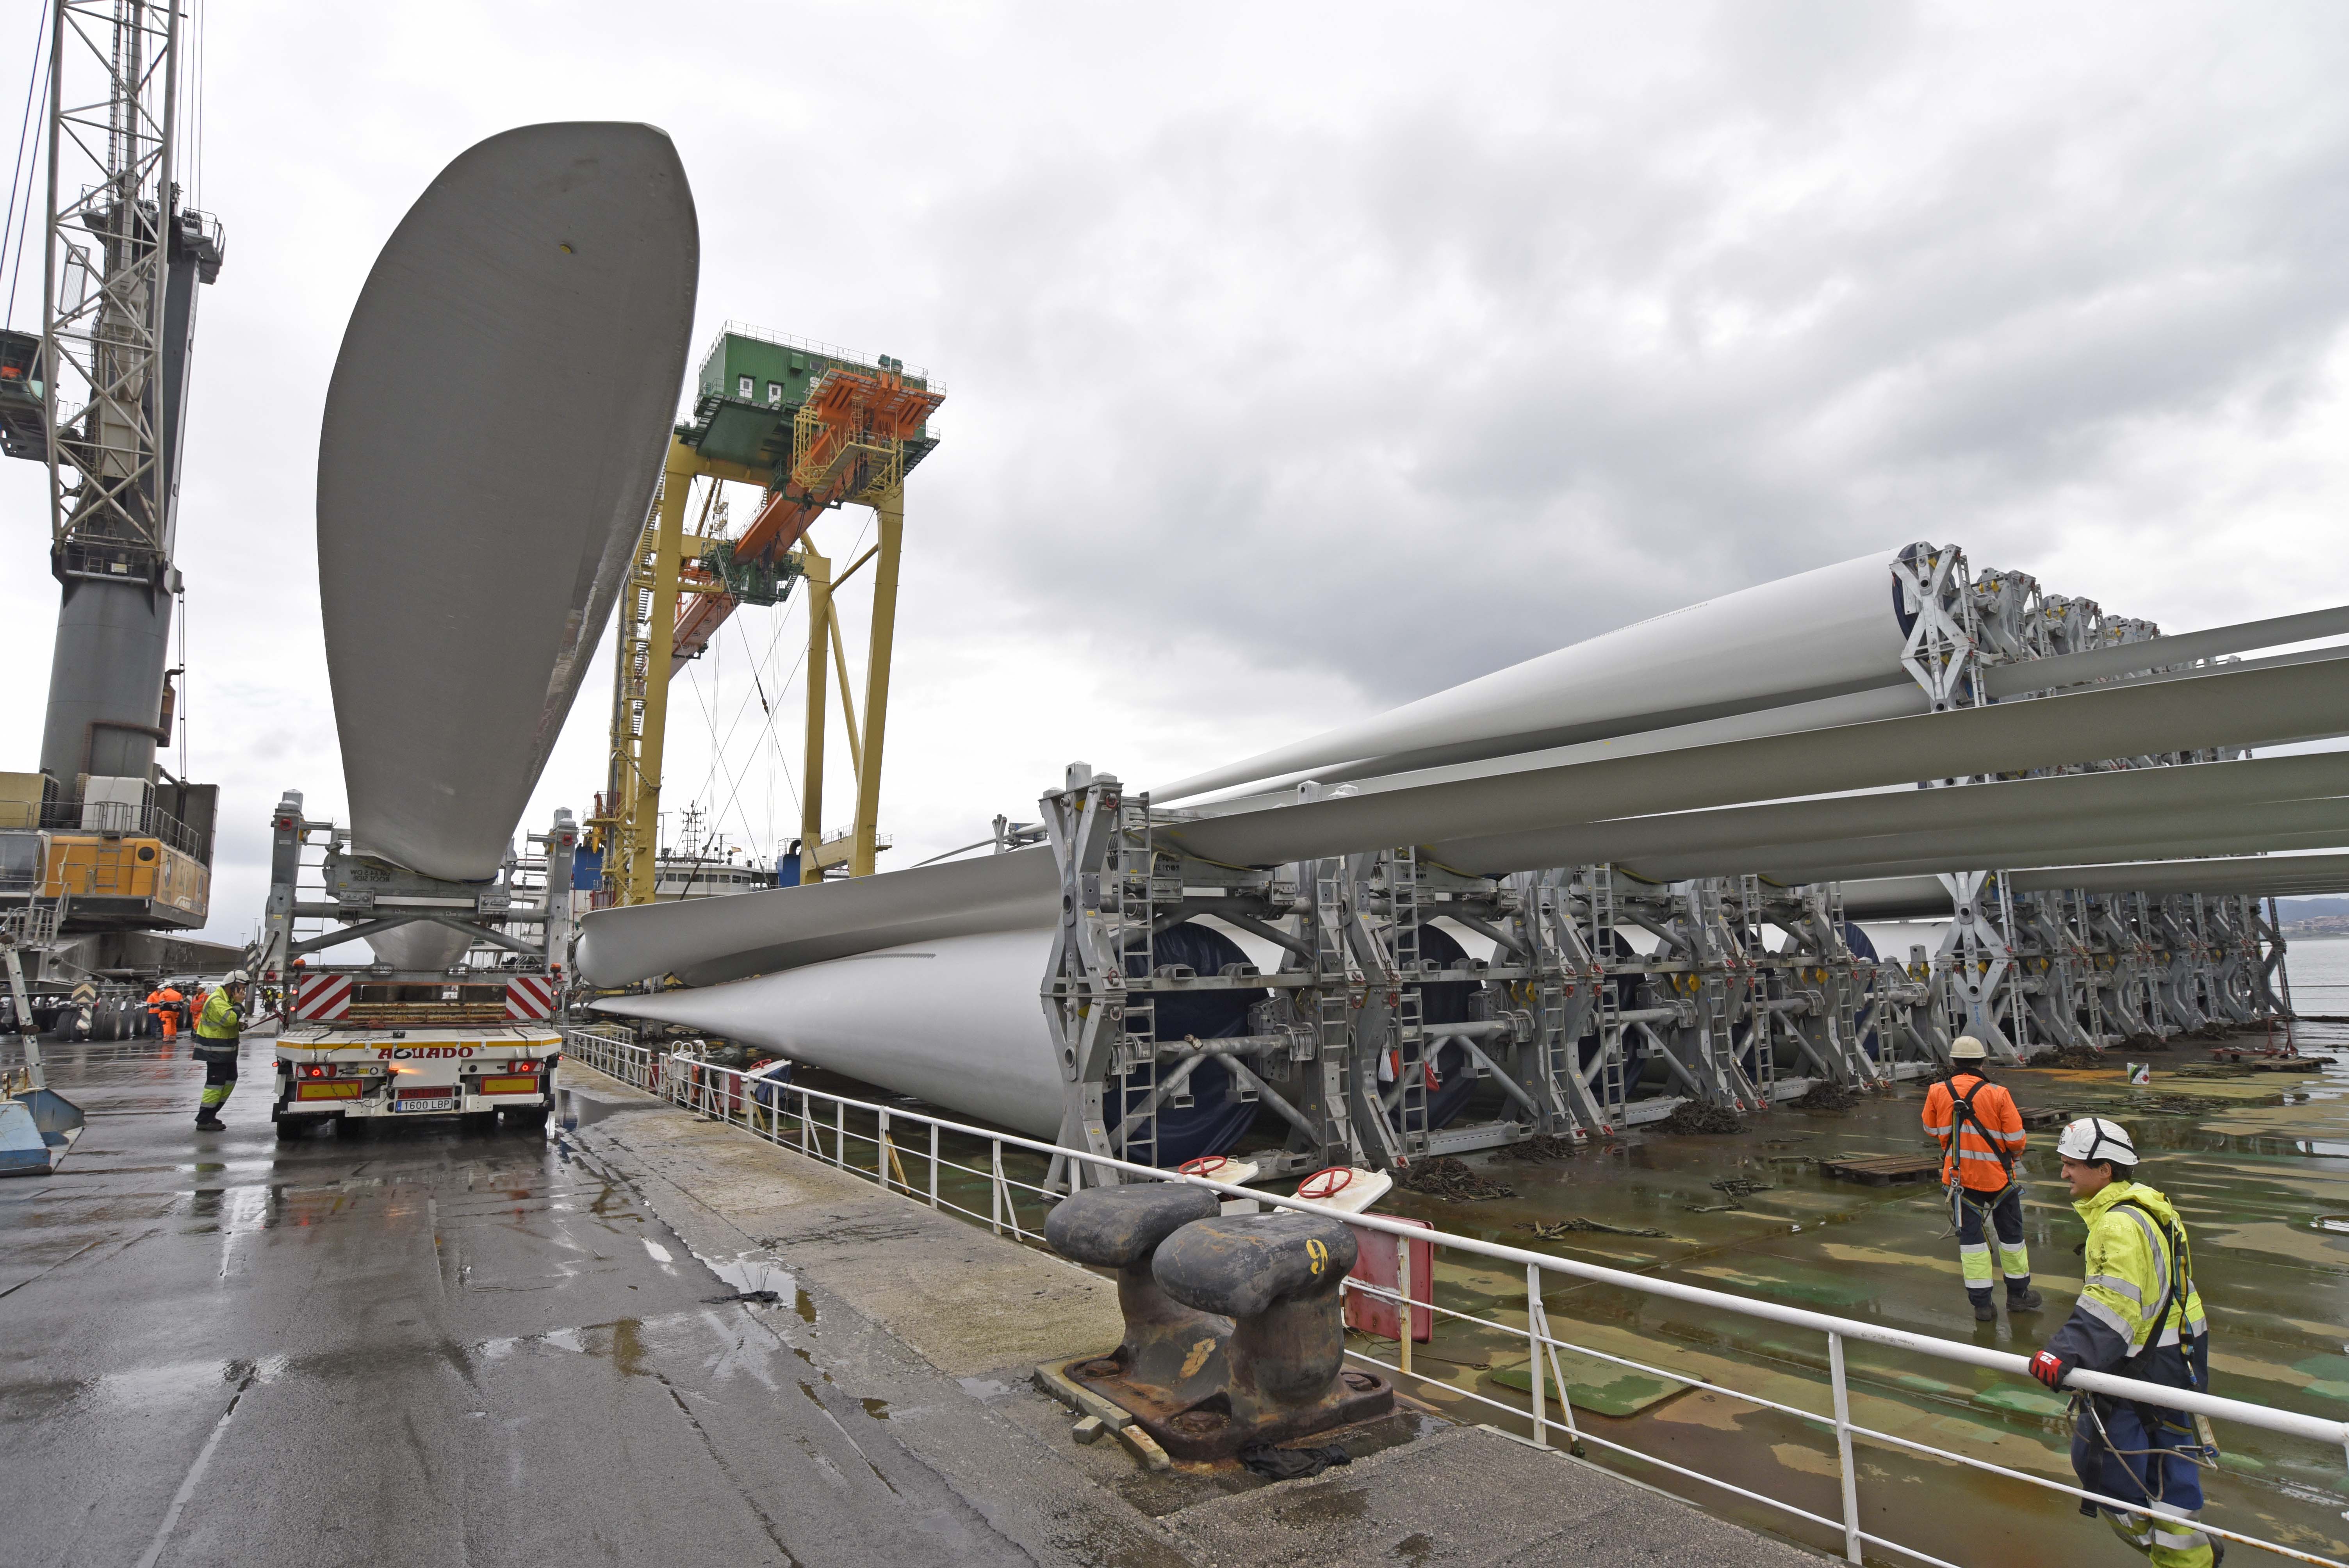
(1920, 1071, 2025, 1192)
(2044, 1178, 2209, 1377)
(194, 989, 242, 1044)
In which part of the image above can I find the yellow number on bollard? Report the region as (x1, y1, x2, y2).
(1306, 1238, 1329, 1275)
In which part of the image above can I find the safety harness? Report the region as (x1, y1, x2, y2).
(2073, 1193, 2217, 1510)
(2109, 1197, 2205, 1386)
(1941, 1072, 2017, 1232)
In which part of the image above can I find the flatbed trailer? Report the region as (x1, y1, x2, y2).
(274, 972, 564, 1133)
(254, 793, 583, 1138)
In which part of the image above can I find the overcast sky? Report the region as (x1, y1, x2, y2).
(5, 0, 2349, 944)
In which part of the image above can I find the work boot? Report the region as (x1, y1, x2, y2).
(1971, 1296, 1996, 1323)
(2007, 1287, 2044, 1312)
(194, 1113, 225, 1132)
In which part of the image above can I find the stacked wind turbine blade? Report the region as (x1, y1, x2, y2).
(1151, 548, 1920, 804)
(596, 929, 1067, 1137)
(576, 845, 1058, 989)
(318, 123, 699, 898)
(1424, 750, 2349, 878)
(576, 563, 2349, 990)
(1697, 802, 2349, 887)
(1162, 653, 2349, 869)
(582, 535, 2349, 1149)
(1843, 852, 2349, 918)
(2009, 852, 2349, 897)
(1178, 602, 2349, 822)
(593, 918, 1278, 1153)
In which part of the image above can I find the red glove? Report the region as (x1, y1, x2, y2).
(2029, 1350, 2075, 1390)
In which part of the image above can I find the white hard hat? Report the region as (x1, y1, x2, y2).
(2057, 1117, 2137, 1167)
(1949, 1036, 1987, 1060)
(223, 969, 248, 984)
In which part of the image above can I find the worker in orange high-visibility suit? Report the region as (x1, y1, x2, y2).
(1923, 1036, 2044, 1323)
(151, 983, 184, 1041)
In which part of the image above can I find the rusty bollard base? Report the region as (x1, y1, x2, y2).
(1142, 1211, 1396, 1462)
(1043, 1183, 1233, 1407)
(1063, 1352, 1393, 1463)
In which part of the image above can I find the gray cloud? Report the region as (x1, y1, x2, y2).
(893, 7, 2349, 714)
(5, 0, 2349, 941)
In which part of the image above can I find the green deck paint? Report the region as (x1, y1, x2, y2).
(1490, 1352, 1694, 1417)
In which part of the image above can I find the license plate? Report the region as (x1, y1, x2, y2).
(392, 1096, 458, 1113)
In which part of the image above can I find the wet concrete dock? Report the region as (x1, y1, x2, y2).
(1, 1035, 1077, 1566)
(1, 1034, 1826, 1568)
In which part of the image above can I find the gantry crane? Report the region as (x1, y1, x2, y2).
(592, 324, 942, 907)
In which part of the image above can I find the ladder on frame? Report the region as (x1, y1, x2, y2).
(1387, 847, 1429, 1162)
(1114, 797, 1161, 1169)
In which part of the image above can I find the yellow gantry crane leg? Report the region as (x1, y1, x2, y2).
(849, 487, 905, 878)
(622, 440, 698, 906)
(798, 543, 831, 883)
(797, 490, 905, 882)
(601, 438, 770, 908)
(627, 446, 693, 905)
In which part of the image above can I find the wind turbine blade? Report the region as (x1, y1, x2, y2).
(319, 122, 699, 882)
(1429, 751, 2349, 877)
(575, 844, 1057, 988)
(1163, 654, 2349, 869)
(1152, 549, 1916, 803)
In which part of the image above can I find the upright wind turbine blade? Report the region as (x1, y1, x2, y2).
(319, 122, 699, 882)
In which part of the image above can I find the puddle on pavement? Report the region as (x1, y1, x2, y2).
(583, 1318, 649, 1378)
(689, 1247, 812, 1322)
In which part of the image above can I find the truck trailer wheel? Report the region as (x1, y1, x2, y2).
(501, 1104, 550, 1131)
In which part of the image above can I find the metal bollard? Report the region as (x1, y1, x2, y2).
(1143, 1211, 1393, 1461)
(1044, 1183, 1229, 1406)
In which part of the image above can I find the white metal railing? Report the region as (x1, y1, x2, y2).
(559, 1025, 2349, 1568)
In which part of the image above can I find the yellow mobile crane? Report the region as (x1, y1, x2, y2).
(592, 325, 942, 907)
(1, 2, 233, 1033)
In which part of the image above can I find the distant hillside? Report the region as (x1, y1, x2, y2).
(2277, 896, 2349, 938)
(2278, 897, 2349, 919)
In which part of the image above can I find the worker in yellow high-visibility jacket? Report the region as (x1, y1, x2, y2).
(2028, 1118, 2216, 1568)
(191, 971, 248, 1132)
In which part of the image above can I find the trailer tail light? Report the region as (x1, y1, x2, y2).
(301, 1063, 331, 1079)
